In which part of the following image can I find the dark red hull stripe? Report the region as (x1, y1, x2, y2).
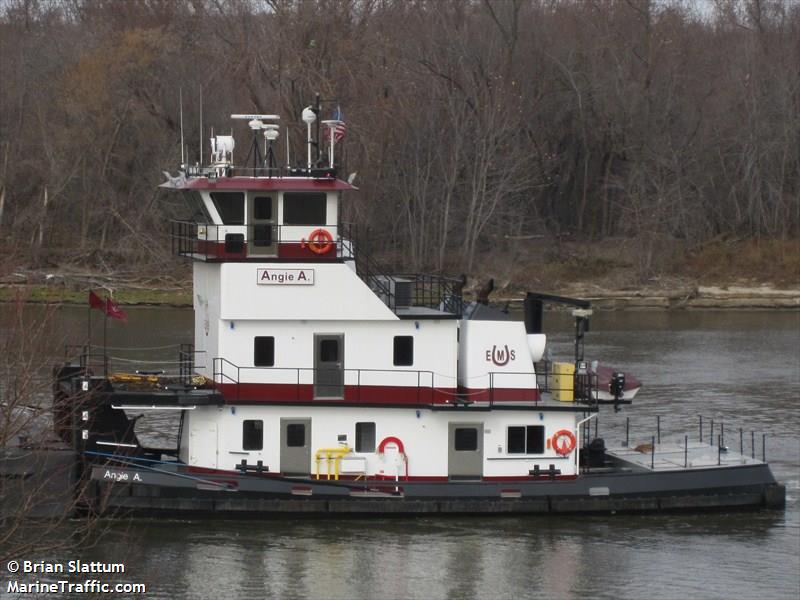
(216, 383, 539, 405)
(196, 241, 338, 260)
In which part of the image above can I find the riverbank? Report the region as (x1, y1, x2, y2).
(1, 267, 797, 310)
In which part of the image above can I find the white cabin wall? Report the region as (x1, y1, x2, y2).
(458, 320, 537, 390)
(219, 262, 396, 321)
(188, 405, 579, 478)
(217, 319, 457, 390)
(192, 262, 221, 377)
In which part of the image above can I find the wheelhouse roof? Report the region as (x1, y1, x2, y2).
(161, 177, 356, 192)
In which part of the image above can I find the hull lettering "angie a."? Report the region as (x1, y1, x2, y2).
(256, 268, 315, 285)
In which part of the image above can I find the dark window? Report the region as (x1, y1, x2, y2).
(320, 339, 339, 362)
(525, 426, 545, 454)
(355, 422, 376, 452)
(254, 196, 273, 220)
(286, 424, 306, 447)
(224, 233, 244, 253)
(243, 420, 263, 450)
(253, 225, 273, 247)
(454, 427, 478, 451)
(393, 336, 414, 366)
(283, 192, 327, 225)
(183, 191, 211, 223)
(507, 425, 545, 455)
(210, 192, 244, 225)
(507, 426, 526, 454)
(254, 336, 275, 366)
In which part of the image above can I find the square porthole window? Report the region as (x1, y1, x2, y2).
(355, 422, 376, 453)
(286, 423, 306, 447)
(454, 427, 478, 451)
(506, 425, 545, 454)
(254, 336, 275, 366)
(393, 336, 413, 366)
(243, 420, 263, 451)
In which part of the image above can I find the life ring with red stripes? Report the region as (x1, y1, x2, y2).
(552, 429, 577, 455)
(377, 436, 405, 454)
(306, 228, 333, 254)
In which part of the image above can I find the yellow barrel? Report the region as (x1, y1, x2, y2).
(551, 362, 575, 402)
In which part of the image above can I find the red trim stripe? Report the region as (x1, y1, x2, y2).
(215, 382, 539, 405)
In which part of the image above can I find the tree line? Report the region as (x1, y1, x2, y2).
(0, 0, 797, 276)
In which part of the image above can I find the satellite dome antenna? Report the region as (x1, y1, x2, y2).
(262, 123, 280, 176)
(231, 113, 280, 175)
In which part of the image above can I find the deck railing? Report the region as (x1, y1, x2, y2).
(210, 359, 552, 406)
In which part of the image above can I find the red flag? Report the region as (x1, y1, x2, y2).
(105, 297, 128, 321)
(88, 290, 105, 310)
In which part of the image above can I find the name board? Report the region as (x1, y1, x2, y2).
(257, 268, 315, 285)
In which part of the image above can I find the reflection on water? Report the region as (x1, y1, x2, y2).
(6, 307, 799, 599)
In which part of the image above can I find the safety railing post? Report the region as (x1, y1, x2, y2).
(650, 436, 655, 470)
(624, 417, 629, 447)
(657, 415, 661, 444)
(684, 435, 688, 468)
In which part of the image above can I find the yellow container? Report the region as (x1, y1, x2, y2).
(551, 362, 575, 402)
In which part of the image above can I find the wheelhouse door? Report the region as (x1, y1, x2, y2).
(280, 418, 311, 476)
(314, 334, 344, 399)
(448, 422, 484, 481)
(248, 194, 277, 256)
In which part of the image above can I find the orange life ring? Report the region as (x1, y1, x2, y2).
(552, 429, 577, 455)
(306, 228, 333, 255)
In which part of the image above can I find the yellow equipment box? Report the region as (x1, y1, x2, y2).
(551, 362, 575, 402)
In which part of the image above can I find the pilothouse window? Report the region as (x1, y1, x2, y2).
(183, 191, 211, 223)
(507, 426, 545, 454)
(210, 192, 245, 225)
(254, 196, 274, 220)
(283, 192, 327, 225)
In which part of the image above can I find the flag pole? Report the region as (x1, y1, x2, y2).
(87, 293, 92, 356)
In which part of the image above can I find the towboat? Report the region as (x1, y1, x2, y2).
(49, 102, 784, 516)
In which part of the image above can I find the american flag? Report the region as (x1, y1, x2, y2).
(333, 106, 346, 143)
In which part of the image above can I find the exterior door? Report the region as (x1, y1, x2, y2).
(280, 418, 311, 476)
(248, 194, 277, 256)
(189, 422, 217, 469)
(448, 422, 484, 480)
(314, 334, 344, 399)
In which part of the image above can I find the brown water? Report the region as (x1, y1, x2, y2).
(4, 308, 799, 599)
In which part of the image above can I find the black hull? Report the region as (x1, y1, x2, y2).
(88, 462, 786, 517)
